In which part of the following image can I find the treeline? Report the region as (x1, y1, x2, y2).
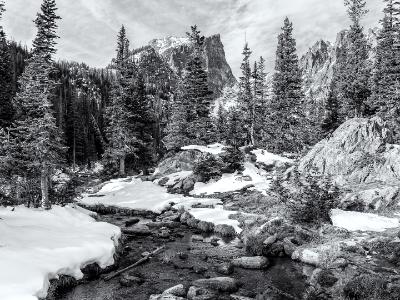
(0, 0, 399, 208)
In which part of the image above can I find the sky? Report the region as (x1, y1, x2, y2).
(2, 0, 385, 77)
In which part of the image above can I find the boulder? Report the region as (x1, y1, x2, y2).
(214, 224, 237, 237)
(187, 286, 218, 300)
(298, 117, 400, 210)
(162, 284, 187, 297)
(231, 256, 269, 269)
(125, 218, 140, 227)
(192, 277, 239, 293)
(263, 234, 278, 248)
(153, 150, 203, 178)
(121, 224, 151, 236)
(299, 117, 400, 184)
(197, 221, 215, 233)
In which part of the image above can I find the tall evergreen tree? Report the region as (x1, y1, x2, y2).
(32, 0, 61, 61)
(184, 25, 214, 144)
(253, 56, 269, 147)
(0, 0, 14, 128)
(337, 0, 371, 117)
(104, 25, 136, 176)
(238, 43, 255, 145)
(164, 25, 214, 149)
(369, 0, 400, 140)
(269, 17, 304, 153)
(3, 0, 65, 209)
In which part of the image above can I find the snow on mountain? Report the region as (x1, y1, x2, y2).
(0, 205, 120, 300)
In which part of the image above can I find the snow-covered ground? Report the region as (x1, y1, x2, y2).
(251, 149, 293, 165)
(0, 205, 120, 300)
(191, 162, 271, 196)
(331, 209, 399, 232)
(181, 143, 226, 155)
(80, 178, 220, 213)
(79, 177, 242, 233)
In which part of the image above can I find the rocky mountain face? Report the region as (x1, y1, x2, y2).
(300, 28, 378, 109)
(148, 34, 237, 98)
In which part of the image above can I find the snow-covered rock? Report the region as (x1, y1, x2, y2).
(330, 209, 399, 232)
(251, 149, 293, 167)
(181, 143, 226, 155)
(191, 162, 271, 196)
(0, 205, 120, 300)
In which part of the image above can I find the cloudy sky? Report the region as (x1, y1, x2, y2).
(2, 0, 385, 76)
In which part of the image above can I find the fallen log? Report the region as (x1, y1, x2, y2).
(104, 245, 165, 281)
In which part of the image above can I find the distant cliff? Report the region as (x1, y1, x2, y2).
(148, 34, 237, 98)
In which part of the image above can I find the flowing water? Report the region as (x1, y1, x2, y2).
(53, 212, 310, 300)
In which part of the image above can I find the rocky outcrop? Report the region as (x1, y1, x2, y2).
(300, 28, 378, 109)
(149, 34, 237, 98)
(299, 117, 400, 209)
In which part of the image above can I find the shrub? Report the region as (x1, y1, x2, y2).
(343, 274, 387, 300)
(220, 147, 244, 173)
(273, 169, 341, 225)
(193, 154, 224, 182)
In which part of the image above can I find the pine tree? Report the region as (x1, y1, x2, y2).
(337, 0, 371, 117)
(104, 26, 136, 176)
(184, 25, 214, 144)
(32, 0, 61, 61)
(369, 0, 400, 140)
(0, 0, 14, 128)
(321, 88, 340, 134)
(214, 101, 227, 141)
(253, 56, 269, 147)
(164, 25, 214, 149)
(4, 0, 65, 209)
(269, 17, 304, 153)
(238, 43, 254, 145)
(226, 107, 246, 149)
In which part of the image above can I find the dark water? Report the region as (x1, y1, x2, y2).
(54, 214, 309, 300)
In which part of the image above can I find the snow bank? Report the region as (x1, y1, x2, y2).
(80, 178, 242, 234)
(251, 149, 293, 165)
(0, 205, 120, 300)
(190, 205, 242, 233)
(331, 209, 399, 232)
(181, 143, 226, 155)
(191, 162, 271, 196)
(80, 178, 220, 214)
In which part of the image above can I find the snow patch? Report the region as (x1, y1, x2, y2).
(80, 178, 219, 214)
(0, 205, 120, 300)
(191, 162, 271, 196)
(251, 149, 293, 165)
(331, 209, 399, 232)
(181, 143, 226, 155)
(190, 205, 242, 233)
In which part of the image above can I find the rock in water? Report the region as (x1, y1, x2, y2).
(162, 284, 187, 297)
(187, 286, 218, 300)
(192, 277, 239, 293)
(231, 256, 269, 269)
